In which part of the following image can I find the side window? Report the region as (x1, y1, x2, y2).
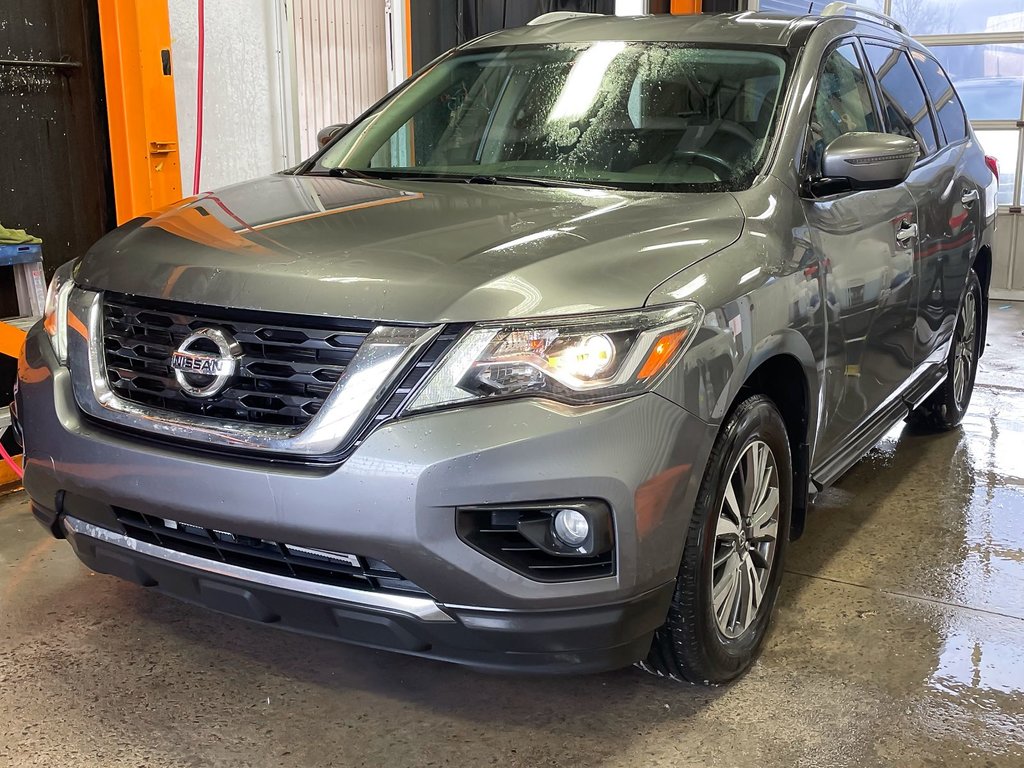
(807, 43, 880, 176)
(910, 50, 968, 144)
(863, 43, 939, 156)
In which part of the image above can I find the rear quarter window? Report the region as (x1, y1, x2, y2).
(864, 43, 939, 156)
(911, 50, 968, 144)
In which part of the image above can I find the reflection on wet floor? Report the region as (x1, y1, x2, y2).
(962, 389, 1024, 486)
(922, 610, 1024, 756)
(781, 302, 1024, 759)
(923, 381, 1024, 745)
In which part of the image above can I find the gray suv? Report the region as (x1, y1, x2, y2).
(16, 6, 996, 684)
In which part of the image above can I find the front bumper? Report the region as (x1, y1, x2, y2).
(19, 324, 715, 672)
(54, 515, 673, 673)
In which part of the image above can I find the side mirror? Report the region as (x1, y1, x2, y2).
(810, 132, 919, 197)
(317, 123, 348, 147)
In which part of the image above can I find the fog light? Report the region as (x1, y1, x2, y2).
(553, 508, 590, 547)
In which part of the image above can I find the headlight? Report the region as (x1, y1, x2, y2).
(42, 260, 77, 364)
(407, 303, 702, 411)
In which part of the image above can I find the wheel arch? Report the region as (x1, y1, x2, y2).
(972, 245, 992, 355)
(723, 333, 818, 540)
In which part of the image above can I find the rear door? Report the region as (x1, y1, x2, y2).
(862, 42, 975, 375)
(908, 49, 980, 367)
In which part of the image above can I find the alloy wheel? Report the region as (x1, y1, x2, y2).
(711, 439, 781, 639)
(953, 290, 977, 408)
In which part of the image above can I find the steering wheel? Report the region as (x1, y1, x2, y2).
(664, 151, 734, 181)
(713, 120, 758, 147)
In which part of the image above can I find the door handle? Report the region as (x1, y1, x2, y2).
(895, 221, 918, 245)
(961, 188, 980, 206)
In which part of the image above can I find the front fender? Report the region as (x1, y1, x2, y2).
(655, 319, 820, 437)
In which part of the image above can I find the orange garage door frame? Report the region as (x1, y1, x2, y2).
(97, 0, 183, 225)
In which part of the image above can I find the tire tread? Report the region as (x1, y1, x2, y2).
(908, 269, 983, 432)
(641, 394, 788, 684)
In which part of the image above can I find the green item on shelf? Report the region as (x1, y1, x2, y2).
(0, 223, 42, 245)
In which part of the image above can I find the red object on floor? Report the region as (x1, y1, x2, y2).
(0, 440, 23, 480)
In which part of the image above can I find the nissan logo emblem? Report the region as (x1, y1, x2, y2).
(169, 327, 243, 398)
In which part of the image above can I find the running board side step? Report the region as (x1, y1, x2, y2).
(810, 364, 946, 490)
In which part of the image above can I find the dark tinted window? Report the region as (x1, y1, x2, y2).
(911, 50, 968, 143)
(864, 44, 939, 155)
(807, 43, 880, 175)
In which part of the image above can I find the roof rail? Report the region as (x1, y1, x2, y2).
(527, 11, 604, 26)
(820, 2, 907, 34)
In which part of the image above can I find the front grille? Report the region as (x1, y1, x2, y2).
(102, 293, 375, 428)
(114, 507, 430, 596)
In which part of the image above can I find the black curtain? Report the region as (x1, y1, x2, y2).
(410, 0, 616, 71)
(459, 0, 616, 37)
(703, 0, 742, 10)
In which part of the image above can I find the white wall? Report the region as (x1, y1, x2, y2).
(168, 0, 299, 194)
(615, 0, 649, 14)
(292, 0, 389, 158)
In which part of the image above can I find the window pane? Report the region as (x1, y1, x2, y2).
(929, 44, 1024, 121)
(910, 51, 967, 143)
(864, 44, 939, 155)
(322, 44, 789, 190)
(757, 0, 882, 12)
(367, 56, 510, 169)
(890, 0, 1024, 36)
(976, 129, 1019, 205)
(807, 45, 880, 174)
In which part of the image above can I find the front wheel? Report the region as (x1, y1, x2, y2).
(908, 269, 983, 431)
(640, 395, 792, 684)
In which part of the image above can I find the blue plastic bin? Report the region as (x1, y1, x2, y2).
(0, 243, 42, 268)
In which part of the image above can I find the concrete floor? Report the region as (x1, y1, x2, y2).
(2, 304, 1023, 768)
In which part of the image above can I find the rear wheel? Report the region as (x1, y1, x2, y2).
(909, 270, 983, 431)
(640, 395, 791, 684)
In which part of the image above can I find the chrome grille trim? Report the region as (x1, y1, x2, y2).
(62, 515, 455, 623)
(102, 294, 368, 427)
(67, 288, 443, 458)
(114, 507, 429, 596)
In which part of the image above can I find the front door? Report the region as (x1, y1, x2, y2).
(803, 40, 920, 461)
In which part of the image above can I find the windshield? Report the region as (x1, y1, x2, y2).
(313, 43, 788, 191)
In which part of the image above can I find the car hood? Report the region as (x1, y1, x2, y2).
(76, 174, 744, 323)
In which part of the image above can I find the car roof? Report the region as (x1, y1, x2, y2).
(461, 12, 899, 51)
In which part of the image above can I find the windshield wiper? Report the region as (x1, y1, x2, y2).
(326, 167, 388, 179)
(315, 168, 616, 190)
(466, 174, 616, 190)
(321, 168, 471, 182)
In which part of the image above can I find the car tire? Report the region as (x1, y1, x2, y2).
(908, 269, 983, 432)
(639, 394, 792, 684)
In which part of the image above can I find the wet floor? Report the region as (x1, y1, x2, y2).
(2, 302, 1023, 768)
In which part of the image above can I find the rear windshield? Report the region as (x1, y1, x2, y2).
(314, 43, 789, 192)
